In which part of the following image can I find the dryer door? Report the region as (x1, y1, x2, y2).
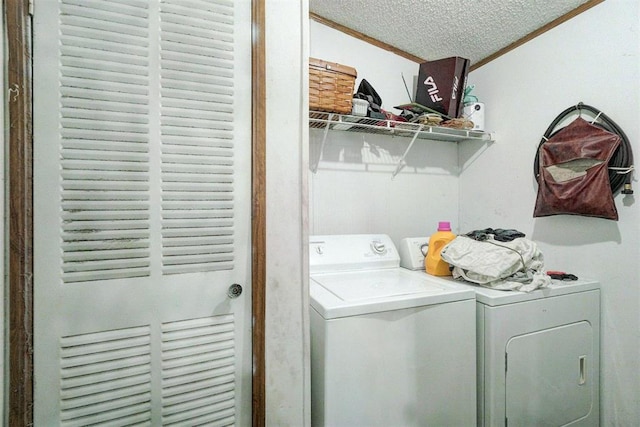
(505, 321, 594, 426)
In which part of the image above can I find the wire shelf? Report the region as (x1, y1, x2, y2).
(309, 111, 492, 143)
(309, 111, 494, 177)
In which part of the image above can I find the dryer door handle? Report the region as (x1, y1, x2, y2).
(578, 355, 586, 385)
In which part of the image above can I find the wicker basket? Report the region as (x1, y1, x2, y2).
(309, 58, 357, 114)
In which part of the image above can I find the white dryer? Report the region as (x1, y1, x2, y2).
(475, 280, 600, 427)
(398, 239, 601, 425)
(309, 234, 477, 427)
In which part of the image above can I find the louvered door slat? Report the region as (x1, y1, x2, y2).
(62, 191, 148, 201)
(62, 169, 148, 180)
(62, 97, 149, 114)
(162, 227, 233, 238)
(162, 209, 232, 220)
(61, 117, 148, 133)
(163, 235, 233, 247)
(164, 179, 233, 188)
(62, 269, 149, 284)
(62, 152, 148, 164)
(162, 94, 235, 113)
(61, 86, 149, 104)
(162, 332, 235, 352)
(62, 207, 149, 218)
(62, 107, 150, 123)
(61, 363, 151, 389)
(163, 348, 235, 370)
(62, 141, 148, 154)
(63, 240, 149, 252)
(61, 25, 148, 48)
(63, 258, 150, 273)
(163, 146, 233, 157)
(62, 221, 149, 232)
(62, 181, 148, 192)
(61, 159, 148, 172)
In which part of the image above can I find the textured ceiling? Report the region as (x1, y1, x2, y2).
(309, 0, 592, 66)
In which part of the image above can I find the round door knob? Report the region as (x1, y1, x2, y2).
(228, 284, 243, 299)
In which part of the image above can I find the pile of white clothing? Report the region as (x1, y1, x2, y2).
(440, 236, 551, 292)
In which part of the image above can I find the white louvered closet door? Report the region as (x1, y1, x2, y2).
(33, 0, 252, 425)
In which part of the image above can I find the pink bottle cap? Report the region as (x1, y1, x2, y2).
(438, 221, 451, 231)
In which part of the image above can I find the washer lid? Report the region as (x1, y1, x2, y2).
(310, 268, 475, 319)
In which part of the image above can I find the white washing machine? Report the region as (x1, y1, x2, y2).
(474, 280, 600, 427)
(309, 234, 477, 427)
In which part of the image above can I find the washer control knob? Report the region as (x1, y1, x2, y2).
(371, 241, 387, 255)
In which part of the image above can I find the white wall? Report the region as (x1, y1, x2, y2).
(309, 21, 460, 244)
(463, 0, 640, 423)
(265, 1, 310, 425)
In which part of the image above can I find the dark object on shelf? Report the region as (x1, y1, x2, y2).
(354, 79, 383, 118)
(415, 56, 470, 118)
(309, 57, 357, 114)
(393, 102, 450, 119)
(533, 103, 635, 221)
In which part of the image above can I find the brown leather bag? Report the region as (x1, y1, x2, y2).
(534, 117, 621, 220)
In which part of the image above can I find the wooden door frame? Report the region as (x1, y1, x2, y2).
(251, 0, 266, 425)
(5, 0, 267, 424)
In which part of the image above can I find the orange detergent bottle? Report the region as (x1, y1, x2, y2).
(425, 221, 456, 276)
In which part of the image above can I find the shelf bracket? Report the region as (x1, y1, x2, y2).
(392, 124, 423, 178)
(310, 113, 335, 173)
